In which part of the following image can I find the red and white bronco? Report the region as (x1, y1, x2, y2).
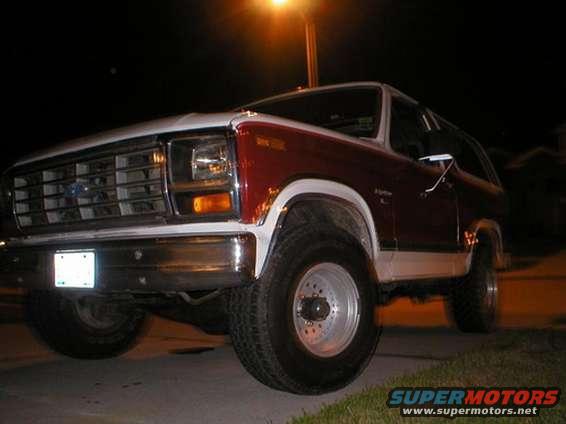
(0, 82, 507, 394)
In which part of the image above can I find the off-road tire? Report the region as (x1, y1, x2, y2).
(448, 243, 498, 333)
(26, 290, 148, 359)
(228, 225, 379, 394)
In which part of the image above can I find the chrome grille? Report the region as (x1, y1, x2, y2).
(13, 146, 168, 229)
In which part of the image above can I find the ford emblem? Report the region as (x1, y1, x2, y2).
(64, 182, 90, 199)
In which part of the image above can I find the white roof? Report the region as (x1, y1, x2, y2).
(241, 81, 384, 108)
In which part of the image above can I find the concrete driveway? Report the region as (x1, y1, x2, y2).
(0, 317, 491, 424)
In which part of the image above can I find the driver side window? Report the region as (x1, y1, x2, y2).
(389, 97, 428, 160)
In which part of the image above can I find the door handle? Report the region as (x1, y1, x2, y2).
(420, 158, 456, 198)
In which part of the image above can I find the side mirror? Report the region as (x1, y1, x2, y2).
(418, 153, 453, 165)
(418, 154, 456, 197)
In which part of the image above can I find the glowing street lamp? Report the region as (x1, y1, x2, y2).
(269, 0, 319, 88)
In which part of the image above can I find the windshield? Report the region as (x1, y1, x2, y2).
(243, 87, 381, 138)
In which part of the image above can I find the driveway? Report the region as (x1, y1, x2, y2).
(0, 318, 490, 424)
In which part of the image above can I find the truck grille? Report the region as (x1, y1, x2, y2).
(12, 144, 168, 229)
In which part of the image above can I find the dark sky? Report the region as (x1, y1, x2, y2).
(5, 0, 565, 170)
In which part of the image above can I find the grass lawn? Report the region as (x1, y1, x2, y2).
(290, 330, 566, 423)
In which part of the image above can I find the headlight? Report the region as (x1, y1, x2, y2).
(168, 134, 238, 217)
(192, 142, 229, 181)
(169, 134, 231, 184)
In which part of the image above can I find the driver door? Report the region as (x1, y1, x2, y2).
(388, 97, 459, 279)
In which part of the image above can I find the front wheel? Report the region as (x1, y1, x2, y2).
(27, 290, 148, 359)
(229, 225, 379, 394)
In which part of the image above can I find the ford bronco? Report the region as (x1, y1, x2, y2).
(0, 82, 506, 394)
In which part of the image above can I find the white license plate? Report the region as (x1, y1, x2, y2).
(54, 251, 96, 288)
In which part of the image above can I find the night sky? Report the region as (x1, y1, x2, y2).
(5, 0, 565, 171)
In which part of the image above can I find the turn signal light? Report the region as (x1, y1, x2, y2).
(193, 192, 232, 214)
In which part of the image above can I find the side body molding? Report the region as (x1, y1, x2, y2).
(250, 179, 381, 278)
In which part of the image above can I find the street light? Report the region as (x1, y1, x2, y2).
(269, 0, 319, 88)
(303, 14, 319, 88)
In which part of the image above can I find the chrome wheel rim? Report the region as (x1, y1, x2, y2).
(292, 263, 360, 358)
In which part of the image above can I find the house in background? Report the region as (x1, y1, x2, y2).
(501, 123, 566, 240)
(556, 122, 566, 157)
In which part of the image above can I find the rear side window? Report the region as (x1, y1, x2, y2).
(245, 88, 381, 138)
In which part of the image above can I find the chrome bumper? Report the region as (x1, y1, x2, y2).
(0, 234, 255, 292)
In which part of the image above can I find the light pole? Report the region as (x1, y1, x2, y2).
(304, 15, 319, 87)
(270, 0, 319, 88)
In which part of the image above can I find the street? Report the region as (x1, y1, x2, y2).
(1, 249, 565, 423)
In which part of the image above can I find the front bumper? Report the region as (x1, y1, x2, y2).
(0, 234, 256, 292)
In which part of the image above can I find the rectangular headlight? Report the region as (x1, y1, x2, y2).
(192, 141, 229, 181)
(169, 135, 231, 184)
(168, 134, 238, 217)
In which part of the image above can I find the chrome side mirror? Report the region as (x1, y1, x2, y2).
(418, 154, 455, 197)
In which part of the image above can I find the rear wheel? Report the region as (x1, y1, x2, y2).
(27, 290, 148, 359)
(447, 243, 498, 333)
(229, 225, 379, 394)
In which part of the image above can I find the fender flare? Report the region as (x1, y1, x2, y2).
(468, 219, 506, 269)
(249, 179, 380, 277)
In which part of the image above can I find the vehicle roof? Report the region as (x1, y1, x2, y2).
(240, 81, 420, 109)
(241, 81, 383, 108)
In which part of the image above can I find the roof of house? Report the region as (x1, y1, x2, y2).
(506, 146, 564, 170)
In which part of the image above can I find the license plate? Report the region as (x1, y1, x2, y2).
(54, 251, 96, 288)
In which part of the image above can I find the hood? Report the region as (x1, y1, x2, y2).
(14, 112, 246, 167)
